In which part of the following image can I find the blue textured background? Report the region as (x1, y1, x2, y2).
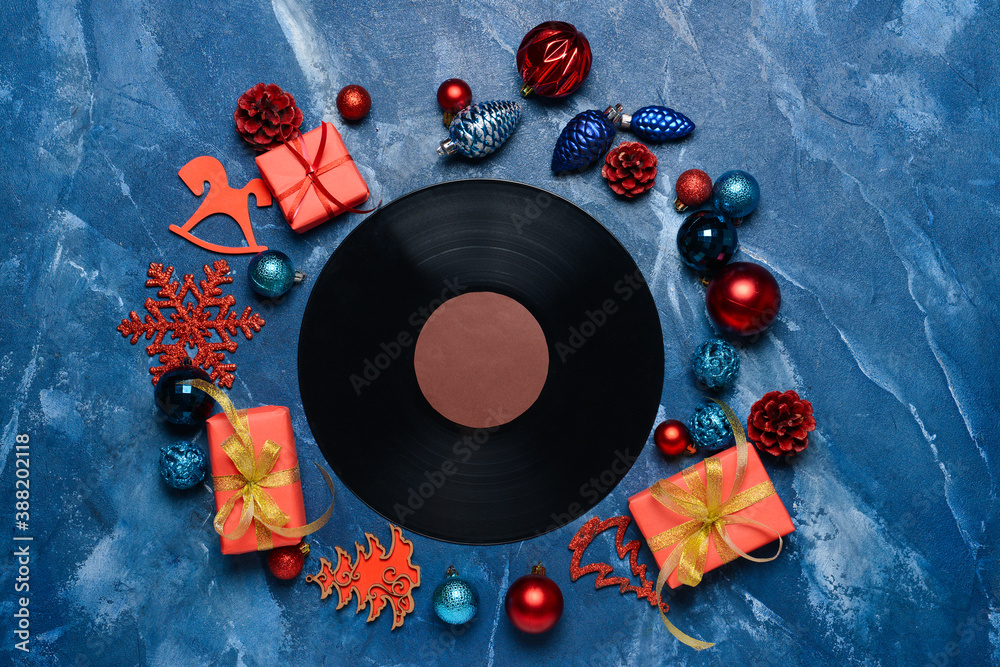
(2, 1, 998, 665)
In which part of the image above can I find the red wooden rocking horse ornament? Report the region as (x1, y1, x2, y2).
(169, 156, 271, 254)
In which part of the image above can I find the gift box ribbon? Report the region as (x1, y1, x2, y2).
(277, 122, 376, 222)
(648, 399, 784, 650)
(185, 380, 335, 551)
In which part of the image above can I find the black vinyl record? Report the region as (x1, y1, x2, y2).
(298, 179, 664, 544)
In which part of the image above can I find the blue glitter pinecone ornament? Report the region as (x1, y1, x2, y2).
(691, 339, 740, 391)
(619, 105, 694, 142)
(437, 101, 521, 158)
(713, 170, 760, 219)
(551, 104, 623, 172)
(689, 402, 734, 451)
(433, 566, 478, 625)
(159, 441, 207, 490)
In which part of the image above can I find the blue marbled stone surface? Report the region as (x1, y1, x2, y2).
(2, 1, 998, 665)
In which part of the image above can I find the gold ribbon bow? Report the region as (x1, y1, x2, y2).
(185, 380, 336, 551)
(648, 399, 784, 650)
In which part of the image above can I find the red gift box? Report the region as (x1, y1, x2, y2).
(255, 122, 369, 233)
(628, 443, 793, 589)
(206, 405, 308, 554)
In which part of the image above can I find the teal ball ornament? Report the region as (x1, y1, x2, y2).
(433, 566, 478, 625)
(689, 402, 733, 451)
(248, 250, 303, 298)
(712, 170, 760, 219)
(691, 339, 740, 391)
(159, 441, 207, 489)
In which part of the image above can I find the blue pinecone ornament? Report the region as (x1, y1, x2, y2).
(620, 105, 694, 142)
(551, 104, 623, 172)
(437, 100, 521, 158)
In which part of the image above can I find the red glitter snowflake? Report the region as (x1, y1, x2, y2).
(117, 260, 264, 388)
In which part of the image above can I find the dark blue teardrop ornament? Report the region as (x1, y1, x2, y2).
(551, 104, 623, 172)
(621, 106, 694, 142)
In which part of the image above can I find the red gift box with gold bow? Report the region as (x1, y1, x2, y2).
(255, 122, 369, 233)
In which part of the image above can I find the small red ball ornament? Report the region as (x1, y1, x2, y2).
(674, 169, 713, 212)
(706, 262, 782, 336)
(516, 21, 592, 98)
(437, 78, 473, 113)
(654, 420, 695, 456)
(336, 85, 371, 121)
(504, 563, 564, 634)
(268, 542, 309, 580)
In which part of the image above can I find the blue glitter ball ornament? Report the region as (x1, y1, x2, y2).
(689, 402, 733, 451)
(159, 441, 208, 489)
(154, 364, 216, 426)
(437, 101, 521, 158)
(433, 566, 478, 625)
(691, 339, 741, 391)
(620, 105, 694, 142)
(676, 211, 738, 273)
(248, 250, 304, 298)
(551, 105, 622, 172)
(712, 170, 760, 219)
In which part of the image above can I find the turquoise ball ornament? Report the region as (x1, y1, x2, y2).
(689, 402, 733, 451)
(159, 441, 207, 489)
(437, 101, 521, 159)
(433, 566, 478, 625)
(248, 250, 304, 298)
(691, 339, 741, 391)
(712, 170, 760, 219)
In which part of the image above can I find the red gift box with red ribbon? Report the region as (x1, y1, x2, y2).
(255, 122, 370, 233)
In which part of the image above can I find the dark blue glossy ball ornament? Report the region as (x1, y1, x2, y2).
(551, 105, 622, 172)
(248, 250, 303, 298)
(691, 339, 740, 391)
(154, 364, 216, 426)
(159, 441, 208, 489)
(712, 170, 760, 219)
(676, 211, 738, 273)
(689, 402, 733, 451)
(433, 566, 478, 625)
(621, 105, 694, 142)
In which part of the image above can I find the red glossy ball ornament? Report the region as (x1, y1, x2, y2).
(504, 563, 564, 634)
(437, 78, 473, 113)
(516, 21, 592, 98)
(654, 420, 694, 456)
(267, 543, 309, 580)
(706, 262, 782, 336)
(674, 169, 713, 212)
(336, 85, 371, 121)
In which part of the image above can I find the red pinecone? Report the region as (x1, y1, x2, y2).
(602, 142, 657, 198)
(234, 83, 304, 151)
(747, 390, 816, 456)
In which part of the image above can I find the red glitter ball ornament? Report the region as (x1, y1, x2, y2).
(654, 420, 695, 456)
(706, 262, 782, 336)
(234, 83, 304, 151)
(674, 169, 713, 212)
(747, 390, 816, 457)
(504, 563, 564, 634)
(268, 543, 309, 580)
(336, 84, 372, 121)
(516, 21, 592, 98)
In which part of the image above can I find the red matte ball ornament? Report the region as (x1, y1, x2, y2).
(654, 420, 695, 456)
(336, 85, 371, 121)
(706, 262, 782, 336)
(516, 21, 592, 98)
(504, 563, 564, 634)
(674, 169, 713, 212)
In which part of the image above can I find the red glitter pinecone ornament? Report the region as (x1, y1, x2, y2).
(602, 142, 657, 198)
(747, 390, 817, 456)
(234, 83, 304, 151)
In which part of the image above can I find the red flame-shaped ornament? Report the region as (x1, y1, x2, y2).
(516, 21, 592, 98)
